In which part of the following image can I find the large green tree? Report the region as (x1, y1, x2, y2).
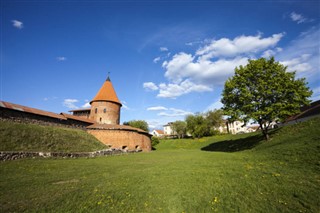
(123, 120, 149, 132)
(221, 57, 312, 140)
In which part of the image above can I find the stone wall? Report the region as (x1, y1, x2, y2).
(87, 129, 152, 152)
(0, 108, 91, 129)
(0, 148, 141, 161)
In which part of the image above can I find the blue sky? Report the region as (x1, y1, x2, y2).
(1, 0, 320, 130)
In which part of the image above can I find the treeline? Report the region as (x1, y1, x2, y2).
(172, 109, 224, 139)
(123, 109, 224, 140)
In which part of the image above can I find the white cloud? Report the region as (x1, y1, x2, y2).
(196, 33, 284, 59)
(149, 33, 285, 99)
(290, 12, 313, 24)
(56, 56, 67, 61)
(262, 47, 283, 58)
(160, 47, 168, 52)
(281, 54, 312, 73)
(157, 79, 212, 99)
(311, 86, 320, 101)
(204, 99, 223, 112)
(158, 108, 193, 117)
(163, 53, 249, 85)
(153, 57, 161, 63)
(146, 119, 164, 130)
(143, 82, 159, 91)
(147, 106, 168, 111)
(63, 99, 79, 109)
(82, 102, 90, 108)
(122, 104, 129, 110)
(43, 97, 58, 101)
(277, 27, 319, 80)
(12, 20, 23, 29)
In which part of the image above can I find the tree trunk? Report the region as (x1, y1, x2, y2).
(259, 122, 270, 141)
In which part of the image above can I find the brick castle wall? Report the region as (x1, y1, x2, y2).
(87, 129, 152, 152)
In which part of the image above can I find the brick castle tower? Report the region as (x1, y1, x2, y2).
(89, 76, 122, 124)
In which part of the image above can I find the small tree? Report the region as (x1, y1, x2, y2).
(171, 120, 187, 139)
(186, 114, 210, 138)
(221, 57, 312, 140)
(123, 120, 149, 132)
(205, 109, 224, 132)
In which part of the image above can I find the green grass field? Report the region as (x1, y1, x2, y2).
(1, 118, 319, 212)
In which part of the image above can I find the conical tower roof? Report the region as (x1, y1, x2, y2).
(90, 77, 122, 106)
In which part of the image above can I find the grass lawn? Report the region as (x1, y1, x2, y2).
(1, 118, 319, 212)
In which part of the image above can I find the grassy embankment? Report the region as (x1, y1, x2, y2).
(0, 120, 107, 152)
(0, 118, 319, 212)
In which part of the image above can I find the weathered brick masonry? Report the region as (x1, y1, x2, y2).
(87, 124, 152, 151)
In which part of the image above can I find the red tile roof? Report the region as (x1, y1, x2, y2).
(0, 101, 66, 120)
(154, 130, 164, 134)
(90, 77, 122, 106)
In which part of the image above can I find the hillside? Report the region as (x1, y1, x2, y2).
(1, 118, 319, 212)
(0, 120, 107, 152)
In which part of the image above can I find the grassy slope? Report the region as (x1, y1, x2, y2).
(0, 118, 319, 212)
(0, 120, 107, 152)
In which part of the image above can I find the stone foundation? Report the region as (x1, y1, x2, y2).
(0, 149, 141, 161)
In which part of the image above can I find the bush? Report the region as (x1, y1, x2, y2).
(151, 136, 160, 148)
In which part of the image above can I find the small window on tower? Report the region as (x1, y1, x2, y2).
(95, 108, 97, 114)
(103, 108, 106, 113)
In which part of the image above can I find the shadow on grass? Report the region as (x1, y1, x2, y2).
(201, 129, 280, 152)
(201, 134, 264, 152)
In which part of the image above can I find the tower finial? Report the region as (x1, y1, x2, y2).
(107, 71, 111, 81)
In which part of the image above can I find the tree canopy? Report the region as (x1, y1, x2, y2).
(171, 120, 187, 139)
(221, 57, 312, 140)
(123, 120, 149, 132)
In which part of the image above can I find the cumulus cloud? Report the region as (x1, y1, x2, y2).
(56, 56, 67, 61)
(12, 20, 23, 29)
(196, 33, 284, 59)
(147, 106, 168, 111)
(157, 79, 212, 99)
(290, 12, 313, 24)
(63, 99, 79, 109)
(143, 82, 159, 91)
(163, 54, 249, 85)
(281, 54, 312, 73)
(147, 33, 284, 99)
